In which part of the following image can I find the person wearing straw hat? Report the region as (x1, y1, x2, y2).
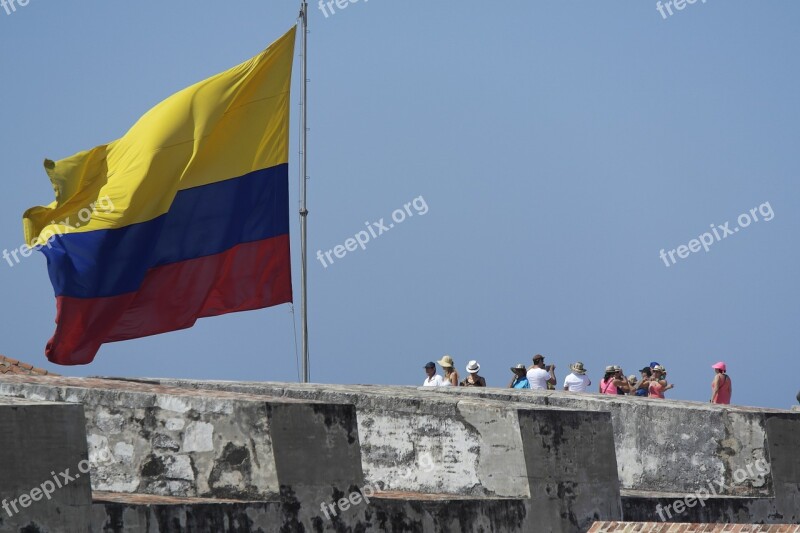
(508, 364, 531, 389)
(599, 365, 630, 395)
(710, 361, 731, 404)
(648, 365, 673, 399)
(437, 355, 460, 387)
(461, 360, 486, 387)
(563, 362, 591, 392)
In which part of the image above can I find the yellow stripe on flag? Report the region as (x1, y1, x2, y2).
(24, 26, 296, 246)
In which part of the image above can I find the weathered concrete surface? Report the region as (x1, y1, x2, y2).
(91, 493, 281, 533)
(0, 397, 92, 532)
(136, 380, 560, 498)
(430, 387, 783, 498)
(91, 492, 529, 533)
(0, 375, 364, 510)
(147, 379, 796, 499)
(0, 375, 284, 500)
(137, 379, 619, 511)
(90, 379, 623, 529)
(519, 409, 622, 532)
(2, 375, 796, 530)
(621, 492, 787, 524)
(518, 409, 622, 532)
(457, 400, 530, 498)
(764, 413, 800, 523)
(590, 523, 800, 532)
(355, 395, 534, 498)
(0, 375, 624, 531)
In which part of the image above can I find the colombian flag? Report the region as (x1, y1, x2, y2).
(22, 28, 296, 365)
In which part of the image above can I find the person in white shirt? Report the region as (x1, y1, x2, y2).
(526, 354, 556, 390)
(563, 362, 591, 392)
(422, 361, 444, 386)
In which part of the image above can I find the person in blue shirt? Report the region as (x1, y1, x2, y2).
(633, 367, 653, 396)
(508, 364, 530, 389)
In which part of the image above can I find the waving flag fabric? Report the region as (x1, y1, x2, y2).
(22, 27, 296, 365)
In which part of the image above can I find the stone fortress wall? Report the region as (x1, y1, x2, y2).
(0, 374, 797, 532)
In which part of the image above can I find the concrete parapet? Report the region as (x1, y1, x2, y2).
(518, 408, 622, 532)
(146, 379, 798, 498)
(0, 375, 283, 500)
(2, 375, 795, 530)
(764, 413, 800, 523)
(117, 379, 624, 529)
(91, 492, 281, 532)
(0, 396, 92, 532)
(90, 491, 531, 532)
(621, 492, 785, 524)
(0, 375, 364, 512)
(143, 379, 800, 525)
(589, 522, 800, 532)
(435, 387, 785, 498)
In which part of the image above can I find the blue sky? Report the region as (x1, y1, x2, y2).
(1, 1, 798, 408)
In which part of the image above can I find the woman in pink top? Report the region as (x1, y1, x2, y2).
(647, 365, 675, 399)
(711, 362, 732, 404)
(599, 366, 629, 395)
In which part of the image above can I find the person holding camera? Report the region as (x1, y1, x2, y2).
(527, 354, 556, 390)
(648, 365, 674, 399)
(633, 367, 652, 397)
(600, 365, 630, 395)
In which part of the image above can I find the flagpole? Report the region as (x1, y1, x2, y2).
(299, 0, 310, 383)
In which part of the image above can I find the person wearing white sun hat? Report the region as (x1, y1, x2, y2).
(461, 360, 486, 387)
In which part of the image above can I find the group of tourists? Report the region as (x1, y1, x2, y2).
(422, 354, 733, 404)
(422, 356, 487, 387)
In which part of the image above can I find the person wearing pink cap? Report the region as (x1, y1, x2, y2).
(711, 362, 732, 404)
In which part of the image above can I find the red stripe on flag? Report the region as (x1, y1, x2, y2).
(45, 235, 292, 365)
